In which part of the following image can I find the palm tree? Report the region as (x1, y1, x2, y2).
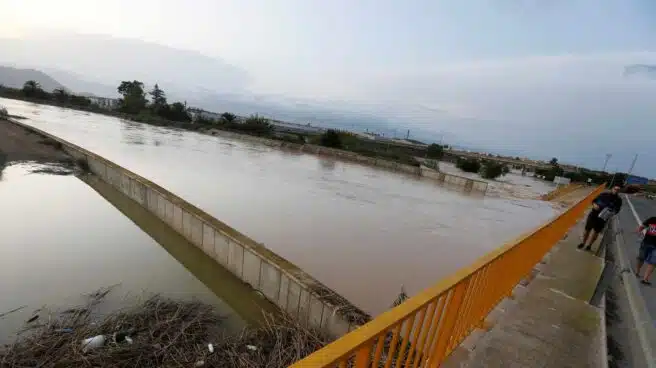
(53, 88, 69, 102)
(22, 80, 42, 97)
(221, 112, 237, 123)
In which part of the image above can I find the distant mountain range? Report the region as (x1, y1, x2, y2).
(624, 64, 656, 79)
(0, 32, 249, 93)
(0, 66, 66, 92)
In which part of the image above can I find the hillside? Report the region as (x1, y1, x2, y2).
(0, 33, 249, 93)
(0, 66, 66, 92)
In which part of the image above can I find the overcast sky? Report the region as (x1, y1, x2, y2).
(2, 0, 656, 176)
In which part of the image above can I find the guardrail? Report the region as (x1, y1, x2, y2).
(290, 185, 604, 368)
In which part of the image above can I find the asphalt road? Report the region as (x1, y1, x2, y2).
(618, 194, 656, 318)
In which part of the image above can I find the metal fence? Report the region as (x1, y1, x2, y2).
(289, 185, 604, 368)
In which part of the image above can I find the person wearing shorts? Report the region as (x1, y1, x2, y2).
(636, 216, 656, 285)
(578, 185, 623, 251)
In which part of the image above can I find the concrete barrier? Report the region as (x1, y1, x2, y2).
(206, 129, 487, 193)
(419, 165, 488, 193)
(7, 118, 372, 338)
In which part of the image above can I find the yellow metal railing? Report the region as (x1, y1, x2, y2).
(290, 185, 604, 368)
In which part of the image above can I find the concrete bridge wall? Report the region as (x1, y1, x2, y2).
(420, 166, 489, 192)
(8, 118, 371, 338)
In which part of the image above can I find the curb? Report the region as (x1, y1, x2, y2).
(599, 294, 609, 368)
(597, 242, 609, 368)
(611, 195, 656, 367)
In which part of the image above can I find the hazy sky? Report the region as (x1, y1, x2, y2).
(2, 0, 656, 176)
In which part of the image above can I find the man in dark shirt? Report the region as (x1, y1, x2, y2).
(636, 216, 656, 285)
(578, 185, 623, 251)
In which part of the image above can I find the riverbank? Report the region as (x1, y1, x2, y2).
(4, 96, 487, 193)
(1, 94, 428, 172)
(203, 127, 489, 193)
(0, 288, 330, 367)
(0, 118, 71, 164)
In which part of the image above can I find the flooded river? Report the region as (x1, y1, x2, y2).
(0, 162, 271, 343)
(2, 98, 559, 315)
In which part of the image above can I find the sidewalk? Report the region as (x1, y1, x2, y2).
(445, 211, 606, 367)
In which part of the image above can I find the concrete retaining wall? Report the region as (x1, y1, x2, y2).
(419, 165, 488, 193)
(8, 118, 371, 338)
(206, 129, 487, 193)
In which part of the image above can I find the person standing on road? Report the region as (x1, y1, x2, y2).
(636, 216, 656, 285)
(578, 185, 623, 251)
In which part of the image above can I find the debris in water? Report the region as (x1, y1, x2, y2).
(0, 305, 27, 319)
(392, 285, 409, 307)
(0, 287, 333, 367)
(81, 335, 106, 353)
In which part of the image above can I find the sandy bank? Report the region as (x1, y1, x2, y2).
(0, 118, 71, 165)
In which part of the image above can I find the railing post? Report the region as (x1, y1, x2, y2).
(426, 278, 470, 367)
(354, 345, 372, 367)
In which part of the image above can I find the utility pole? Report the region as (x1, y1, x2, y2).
(627, 154, 638, 177)
(609, 171, 618, 188)
(602, 154, 611, 172)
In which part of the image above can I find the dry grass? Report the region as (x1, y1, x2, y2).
(0, 287, 331, 368)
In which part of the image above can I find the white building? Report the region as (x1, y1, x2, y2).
(88, 96, 120, 110)
(188, 107, 223, 122)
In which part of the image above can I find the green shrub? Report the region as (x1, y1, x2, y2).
(319, 129, 343, 149)
(426, 144, 444, 159)
(456, 158, 481, 173)
(480, 162, 508, 179)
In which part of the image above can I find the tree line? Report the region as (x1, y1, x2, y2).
(535, 159, 629, 187)
(116, 80, 276, 136)
(0, 80, 95, 108)
(116, 81, 190, 122)
(0, 80, 274, 135)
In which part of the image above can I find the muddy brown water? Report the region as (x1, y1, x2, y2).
(0, 163, 273, 343)
(2, 98, 560, 316)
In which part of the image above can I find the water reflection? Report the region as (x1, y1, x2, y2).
(81, 174, 279, 326)
(0, 164, 246, 342)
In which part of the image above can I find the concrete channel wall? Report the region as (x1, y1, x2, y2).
(8, 118, 371, 338)
(206, 128, 488, 194)
(419, 166, 489, 193)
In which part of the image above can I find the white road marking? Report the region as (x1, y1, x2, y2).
(624, 194, 643, 225)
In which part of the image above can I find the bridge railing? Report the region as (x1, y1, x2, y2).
(290, 185, 604, 368)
